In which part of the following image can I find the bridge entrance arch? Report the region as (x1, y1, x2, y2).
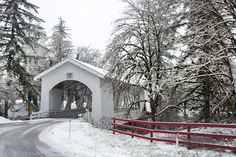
(48, 80, 92, 118)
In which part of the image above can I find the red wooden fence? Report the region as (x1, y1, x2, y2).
(112, 117, 236, 151)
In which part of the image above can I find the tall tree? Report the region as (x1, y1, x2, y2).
(0, 0, 45, 115)
(0, 0, 45, 86)
(105, 0, 181, 121)
(174, 0, 236, 122)
(49, 17, 73, 64)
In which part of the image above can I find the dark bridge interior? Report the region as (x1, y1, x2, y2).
(49, 80, 92, 118)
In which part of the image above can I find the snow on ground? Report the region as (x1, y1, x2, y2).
(40, 119, 235, 157)
(0, 116, 12, 124)
(191, 127, 236, 135)
(153, 127, 236, 146)
(0, 116, 23, 124)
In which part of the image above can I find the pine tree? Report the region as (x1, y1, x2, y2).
(0, 0, 45, 116)
(175, 0, 236, 122)
(49, 17, 73, 64)
(0, 0, 45, 87)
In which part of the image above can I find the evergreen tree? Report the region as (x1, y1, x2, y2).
(49, 17, 73, 64)
(175, 0, 236, 122)
(0, 0, 45, 87)
(0, 0, 45, 116)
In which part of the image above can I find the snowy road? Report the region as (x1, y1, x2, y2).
(0, 119, 67, 157)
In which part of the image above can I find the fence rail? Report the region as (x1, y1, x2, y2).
(31, 112, 49, 119)
(112, 117, 236, 151)
(31, 109, 85, 119)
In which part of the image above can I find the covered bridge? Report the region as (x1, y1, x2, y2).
(34, 58, 114, 124)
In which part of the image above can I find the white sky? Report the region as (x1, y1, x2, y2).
(29, 0, 125, 53)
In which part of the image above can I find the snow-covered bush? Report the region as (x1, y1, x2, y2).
(94, 116, 112, 129)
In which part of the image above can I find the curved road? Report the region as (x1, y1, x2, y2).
(0, 119, 67, 157)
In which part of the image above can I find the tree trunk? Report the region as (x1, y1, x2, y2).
(183, 101, 188, 120)
(226, 58, 236, 116)
(65, 88, 75, 110)
(27, 91, 32, 102)
(150, 98, 155, 121)
(114, 90, 121, 110)
(201, 34, 211, 123)
(33, 95, 38, 111)
(202, 76, 210, 123)
(75, 90, 80, 110)
(77, 88, 87, 110)
(4, 100, 8, 118)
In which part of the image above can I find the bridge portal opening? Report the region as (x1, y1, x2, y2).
(49, 80, 92, 118)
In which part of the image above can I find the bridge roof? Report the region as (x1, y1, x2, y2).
(34, 58, 108, 80)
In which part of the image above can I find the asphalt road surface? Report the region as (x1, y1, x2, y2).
(0, 119, 67, 157)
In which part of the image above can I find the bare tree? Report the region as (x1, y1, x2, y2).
(75, 46, 102, 67)
(105, 0, 182, 121)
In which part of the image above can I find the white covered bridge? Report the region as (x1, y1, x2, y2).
(34, 58, 114, 124)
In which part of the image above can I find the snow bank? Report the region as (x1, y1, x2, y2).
(40, 119, 235, 157)
(0, 116, 12, 124)
(0, 116, 23, 124)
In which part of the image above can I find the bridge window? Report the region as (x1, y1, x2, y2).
(66, 73, 73, 79)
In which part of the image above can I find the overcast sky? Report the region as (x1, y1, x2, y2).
(29, 0, 125, 53)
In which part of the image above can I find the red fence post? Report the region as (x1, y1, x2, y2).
(113, 118, 115, 134)
(150, 123, 155, 143)
(131, 122, 134, 138)
(150, 131, 153, 143)
(187, 126, 191, 149)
